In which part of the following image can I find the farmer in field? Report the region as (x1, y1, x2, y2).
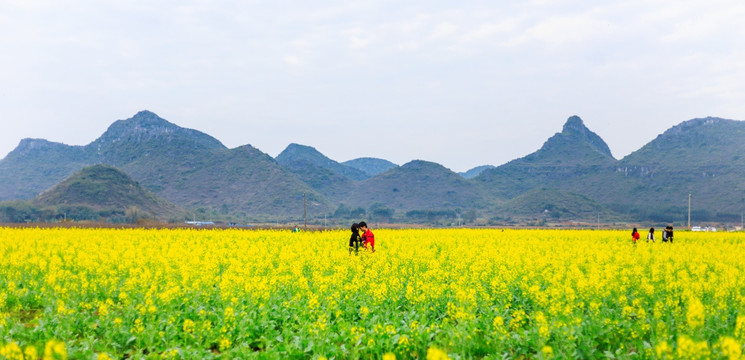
(359, 221, 375, 253)
(349, 223, 361, 256)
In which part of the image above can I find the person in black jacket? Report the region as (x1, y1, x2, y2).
(667, 226, 674, 243)
(349, 223, 361, 256)
(662, 226, 674, 243)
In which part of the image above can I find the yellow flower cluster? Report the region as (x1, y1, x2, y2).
(0, 340, 65, 360)
(0, 227, 743, 358)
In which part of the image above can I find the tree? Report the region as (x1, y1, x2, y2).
(369, 203, 394, 222)
(126, 206, 146, 224)
(334, 204, 350, 218)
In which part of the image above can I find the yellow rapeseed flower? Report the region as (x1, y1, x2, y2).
(24, 345, 39, 360)
(43, 340, 67, 360)
(183, 319, 195, 333)
(677, 335, 709, 359)
(735, 315, 745, 339)
(426, 347, 450, 360)
(686, 297, 705, 329)
(718, 336, 741, 360)
(1, 342, 23, 360)
(541, 345, 553, 359)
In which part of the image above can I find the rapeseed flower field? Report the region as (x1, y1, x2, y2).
(1, 228, 744, 359)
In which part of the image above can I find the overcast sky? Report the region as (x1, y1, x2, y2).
(1, 1, 744, 172)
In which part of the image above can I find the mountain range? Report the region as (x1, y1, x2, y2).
(1, 110, 743, 225)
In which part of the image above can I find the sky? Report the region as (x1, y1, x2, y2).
(1, 1, 744, 172)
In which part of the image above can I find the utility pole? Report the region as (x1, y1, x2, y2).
(303, 193, 307, 230)
(687, 193, 691, 230)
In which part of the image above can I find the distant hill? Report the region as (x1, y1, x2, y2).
(161, 144, 331, 216)
(274, 144, 359, 202)
(476, 116, 617, 198)
(459, 165, 495, 179)
(0, 111, 328, 219)
(90, 110, 226, 164)
(621, 117, 745, 167)
(0, 139, 96, 201)
(347, 160, 492, 212)
(277, 144, 369, 181)
(499, 188, 614, 220)
(612, 117, 745, 218)
(100, 115, 331, 218)
(343, 157, 398, 176)
(477, 116, 745, 222)
(502, 115, 615, 166)
(34, 164, 181, 219)
(3, 111, 745, 223)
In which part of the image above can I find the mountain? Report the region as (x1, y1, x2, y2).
(612, 117, 745, 217)
(0, 111, 328, 218)
(100, 115, 331, 218)
(0, 110, 228, 201)
(4, 111, 745, 224)
(346, 160, 491, 212)
(0, 139, 96, 201)
(90, 110, 226, 164)
(343, 157, 398, 176)
(499, 188, 613, 220)
(277, 144, 369, 181)
(477, 115, 745, 222)
(275, 144, 369, 201)
(459, 165, 495, 179)
(34, 164, 181, 218)
(476, 116, 616, 198)
(621, 117, 744, 167)
(155, 144, 330, 217)
(504, 115, 615, 166)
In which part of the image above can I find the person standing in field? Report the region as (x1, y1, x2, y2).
(631, 227, 640, 244)
(662, 226, 669, 242)
(647, 227, 655, 243)
(667, 226, 674, 243)
(349, 223, 361, 256)
(359, 221, 375, 253)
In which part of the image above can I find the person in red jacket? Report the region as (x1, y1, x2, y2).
(631, 227, 640, 244)
(359, 221, 375, 253)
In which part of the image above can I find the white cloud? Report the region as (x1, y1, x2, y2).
(461, 20, 522, 43)
(344, 28, 375, 49)
(282, 55, 303, 66)
(431, 22, 458, 39)
(524, 13, 615, 46)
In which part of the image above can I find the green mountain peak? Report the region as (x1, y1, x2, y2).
(343, 157, 398, 176)
(507, 116, 615, 167)
(91, 110, 225, 152)
(277, 143, 369, 181)
(34, 164, 180, 218)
